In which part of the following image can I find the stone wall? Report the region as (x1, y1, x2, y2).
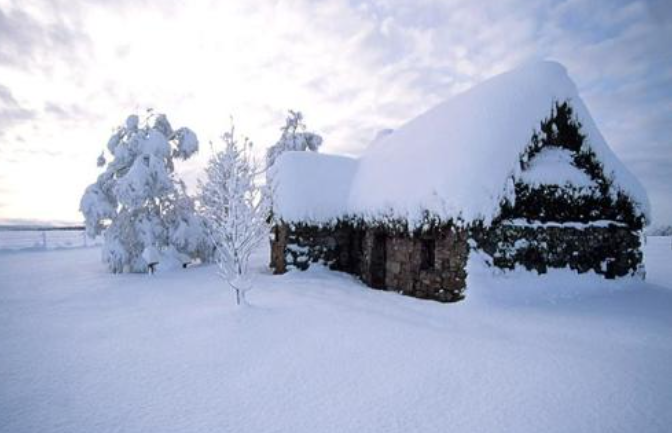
(360, 228, 468, 302)
(270, 222, 363, 275)
(271, 219, 643, 304)
(269, 224, 289, 274)
(270, 222, 469, 303)
(472, 222, 643, 278)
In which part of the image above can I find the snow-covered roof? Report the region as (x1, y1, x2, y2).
(271, 152, 358, 223)
(272, 61, 650, 226)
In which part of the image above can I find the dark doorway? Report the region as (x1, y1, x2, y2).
(348, 229, 364, 274)
(370, 233, 387, 289)
(420, 239, 435, 270)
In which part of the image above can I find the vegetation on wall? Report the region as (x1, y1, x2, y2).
(500, 100, 643, 229)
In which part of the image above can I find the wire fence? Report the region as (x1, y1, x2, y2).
(0, 229, 102, 252)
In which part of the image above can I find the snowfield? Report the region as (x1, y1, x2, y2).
(1, 239, 671, 433)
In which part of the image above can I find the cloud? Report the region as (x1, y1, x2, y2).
(0, 84, 36, 136)
(0, 2, 91, 70)
(43, 101, 95, 121)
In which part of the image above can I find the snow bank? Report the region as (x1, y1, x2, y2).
(271, 152, 358, 223)
(273, 61, 649, 226)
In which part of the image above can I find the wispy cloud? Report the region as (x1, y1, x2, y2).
(0, 2, 91, 70)
(0, 84, 36, 137)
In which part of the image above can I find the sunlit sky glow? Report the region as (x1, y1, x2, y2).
(0, 0, 670, 224)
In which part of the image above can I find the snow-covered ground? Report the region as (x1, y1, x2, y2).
(1, 239, 671, 433)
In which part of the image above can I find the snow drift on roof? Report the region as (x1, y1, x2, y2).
(272, 61, 650, 226)
(271, 152, 358, 223)
(517, 147, 596, 189)
(348, 60, 649, 224)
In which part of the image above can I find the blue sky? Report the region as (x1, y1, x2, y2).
(0, 0, 670, 224)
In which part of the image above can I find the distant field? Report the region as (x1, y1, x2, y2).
(0, 228, 101, 252)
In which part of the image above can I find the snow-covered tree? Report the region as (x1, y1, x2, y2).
(199, 122, 269, 306)
(266, 110, 323, 168)
(80, 110, 213, 273)
(164, 181, 214, 264)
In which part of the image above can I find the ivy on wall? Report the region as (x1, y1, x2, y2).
(501, 100, 643, 229)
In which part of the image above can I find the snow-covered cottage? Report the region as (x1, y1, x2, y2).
(269, 61, 650, 302)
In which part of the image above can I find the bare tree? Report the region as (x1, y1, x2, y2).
(200, 121, 269, 306)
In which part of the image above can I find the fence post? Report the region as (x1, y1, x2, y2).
(41, 231, 47, 249)
(83, 231, 88, 247)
